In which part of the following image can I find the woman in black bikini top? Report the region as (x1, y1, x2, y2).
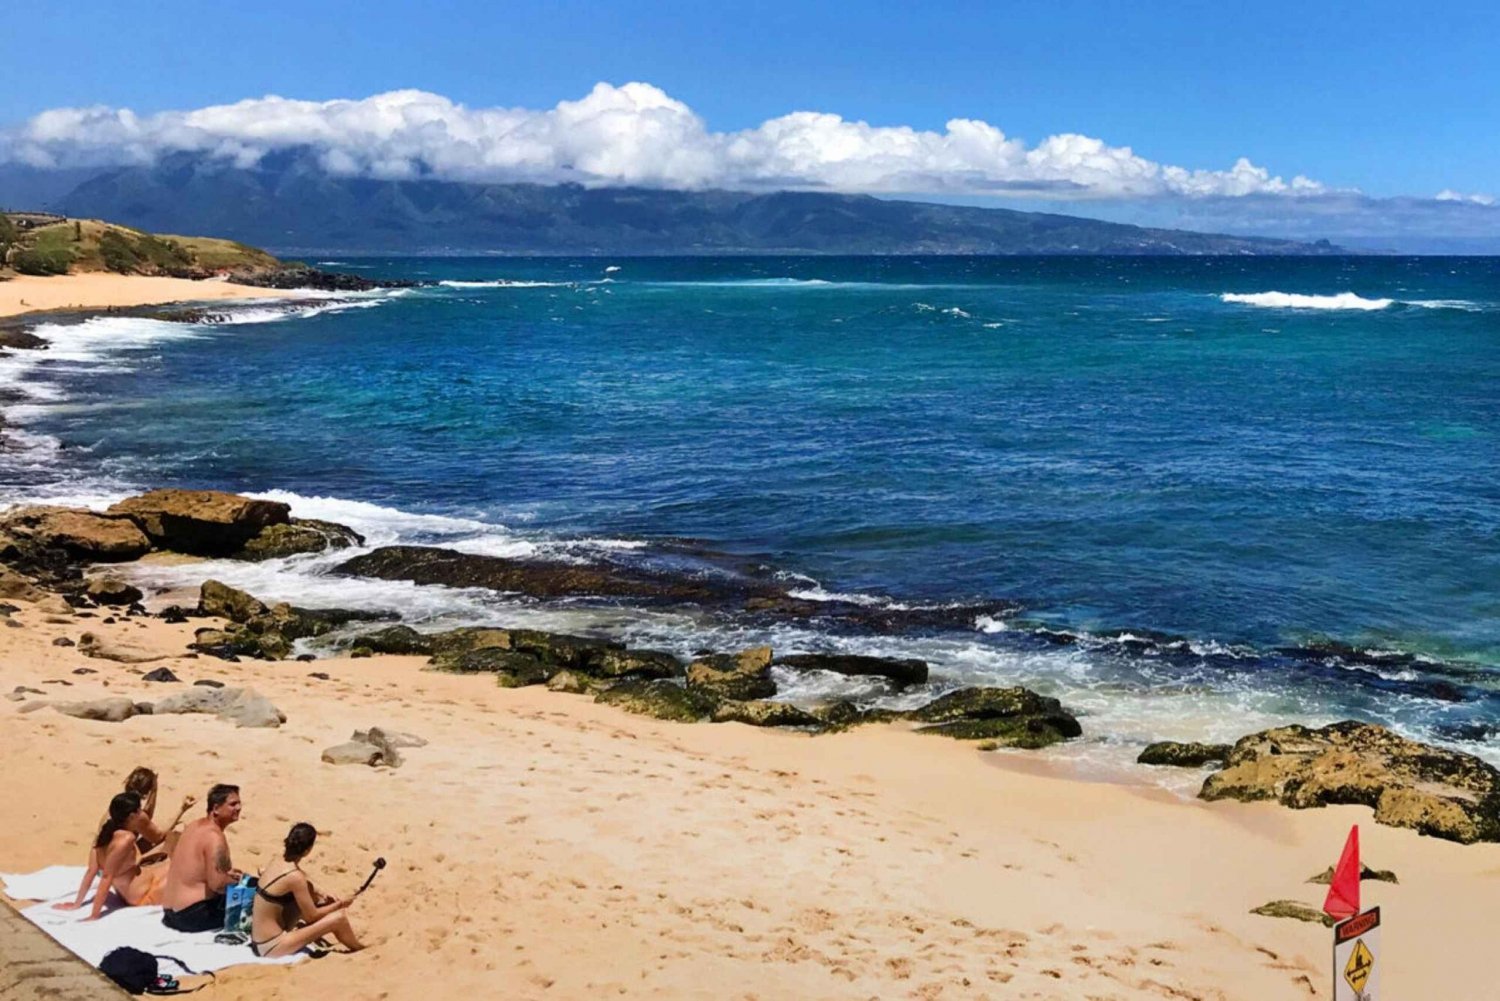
(248, 823, 367, 958)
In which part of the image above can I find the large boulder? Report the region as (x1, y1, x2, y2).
(197, 580, 268, 623)
(84, 576, 144, 607)
(908, 687, 1082, 748)
(0, 506, 151, 561)
(107, 489, 290, 556)
(1199, 721, 1500, 844)
(685, 646, 776, 701)
(774, 653, 928, 688)
(234, 519, 364, 561)
(77, 632, 166, 664)
(152, 685, 285, 728)
(1138, 741, 1231, 768)
(595, 680, 718, 722)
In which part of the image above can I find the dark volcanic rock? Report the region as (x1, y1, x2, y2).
(85, 576, 144, 607)
(774, 653, 928, 688)
(508, 629, 623, 670)
(1137, 741, 1232, 768)
(440, 647, 550, 687)
(0, 329, 48, 350)
(232, 267, 428, 292)
(107, 489, 289, 555)
(141, 667, 181, 683)
(333, 545, 780, 605)
(1199, 721, 1500, 844)
(197, 580, 267, 623)
(711, 699, 823, 728)
(588, 647, 683, 679)
(909, 687, 1082, 748)
(352, 625, 433, 656)
(595, 680, 718, 722)
(685, 647, 777, 701)
(234, 518, 364, 561)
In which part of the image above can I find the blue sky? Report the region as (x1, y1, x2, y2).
(3, 1, 1498, 248)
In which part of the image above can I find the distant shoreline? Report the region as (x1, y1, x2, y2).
(0, 273, 292, 321)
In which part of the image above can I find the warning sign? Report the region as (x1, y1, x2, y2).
(1333, 907, 1380, 1001)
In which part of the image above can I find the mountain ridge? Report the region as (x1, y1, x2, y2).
(6, 151, 1348, 256)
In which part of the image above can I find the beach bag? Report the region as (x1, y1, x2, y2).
(98, 948, 212, 995)
(217, 874, 258, 944)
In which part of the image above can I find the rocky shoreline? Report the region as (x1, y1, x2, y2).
(4, 486, 1499, 845)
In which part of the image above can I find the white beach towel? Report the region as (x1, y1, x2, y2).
(1, 866, 305, 972)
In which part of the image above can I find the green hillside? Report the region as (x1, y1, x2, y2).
(0, 213, 280, 278)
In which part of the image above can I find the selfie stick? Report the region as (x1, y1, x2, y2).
(356, 857, 387, 895)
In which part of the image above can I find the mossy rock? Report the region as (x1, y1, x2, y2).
(198, 579, 269, 624)
(427, 627, 512, 669)
(589, 647, 683, 679)
(546, 669, 601, 694)
(436, 646, 546, 682)
(1307, 864, 1398, 885)
(235, 518, 363, 560)
(916, 716, 1077, 748)
(509, 629, 622, 670)
(352, 625, 433, 656)
(595, 680, 718, 722)
(1137, 741, 1231, 767)
(907, 686, 1082, 747)
(1250, 900, 1335, 927)
(685, 646, 776, 701)
(711, 699, 823, 728)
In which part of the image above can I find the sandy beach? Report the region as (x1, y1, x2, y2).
(0, 273, 290, 319)
(1, 585, 1495, 1001)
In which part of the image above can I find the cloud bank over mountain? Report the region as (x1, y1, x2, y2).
(2, 83, 1494, 250)
(2, 83, 1326, 199)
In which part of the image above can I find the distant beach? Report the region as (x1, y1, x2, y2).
(0, 273, 291, 319)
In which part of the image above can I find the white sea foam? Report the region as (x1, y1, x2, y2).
(437, 279, 572, 288)
(1221, 291, 1393, 310)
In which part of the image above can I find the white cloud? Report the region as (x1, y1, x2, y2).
(1436, 188, 1496, 206)
(2, 82, 1334, 199)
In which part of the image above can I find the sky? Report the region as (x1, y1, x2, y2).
(2, 0, 1498, 249)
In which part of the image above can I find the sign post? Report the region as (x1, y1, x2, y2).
(1333, 907, 1380, 1001)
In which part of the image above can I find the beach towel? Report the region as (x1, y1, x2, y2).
(1, 867, 305, 973)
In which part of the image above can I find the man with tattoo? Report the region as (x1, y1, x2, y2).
(160, 783, 244, 932)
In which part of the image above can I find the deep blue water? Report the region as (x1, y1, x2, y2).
(5, 255, 1499, 765)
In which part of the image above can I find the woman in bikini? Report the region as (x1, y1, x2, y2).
(58, 767, 195, 911)
(121, 767, 196, 860)
(249, 823, 366, 957)
(54, 793, 167, 919)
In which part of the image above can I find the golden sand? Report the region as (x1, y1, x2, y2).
(1, 591, 1494, 999)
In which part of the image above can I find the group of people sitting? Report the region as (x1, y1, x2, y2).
(55, 768, 366, 958)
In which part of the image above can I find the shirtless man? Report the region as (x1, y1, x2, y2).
(160, 783, 244, 933)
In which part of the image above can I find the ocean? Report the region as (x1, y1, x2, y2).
(3, 255, 1497, 775)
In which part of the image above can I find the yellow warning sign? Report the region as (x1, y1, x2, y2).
(1333, 907, 1380, 1001)
(1343, 938, 1373, 993)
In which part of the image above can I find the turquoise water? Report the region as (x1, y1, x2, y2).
(4, 255, 1498, 765)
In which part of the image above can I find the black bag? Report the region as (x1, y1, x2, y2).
(99, 947, 213, 995)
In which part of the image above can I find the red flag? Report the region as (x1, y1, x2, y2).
(1322, 824, 1360, 921)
